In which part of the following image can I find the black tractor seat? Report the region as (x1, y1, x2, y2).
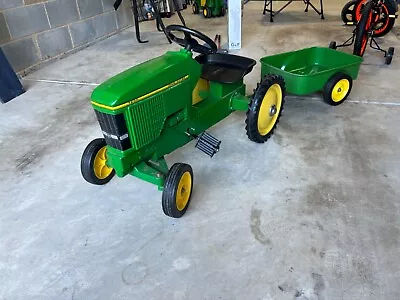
(195, 53, 256, 84)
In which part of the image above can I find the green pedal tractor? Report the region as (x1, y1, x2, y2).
(81, 25, 286, 218)
(192, 0, 226, 17)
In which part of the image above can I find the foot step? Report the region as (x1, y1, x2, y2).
(195, 132, 221, 157)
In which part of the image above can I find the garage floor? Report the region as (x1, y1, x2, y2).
(1, 1, 400, 299)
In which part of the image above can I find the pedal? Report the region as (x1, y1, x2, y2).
(195, 132, 221, 157)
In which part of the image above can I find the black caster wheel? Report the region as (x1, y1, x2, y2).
(329, 41, 337, 50)
(385, 47, 394, 65)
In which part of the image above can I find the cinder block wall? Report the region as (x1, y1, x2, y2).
(0, 0, 134, 74)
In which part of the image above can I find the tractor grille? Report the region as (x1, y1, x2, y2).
(128, 95, 166, 149)
(95, 110, 131, 151)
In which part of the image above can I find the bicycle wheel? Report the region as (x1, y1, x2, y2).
(355, 0, 396, 37)
(354, 0, 374, 57)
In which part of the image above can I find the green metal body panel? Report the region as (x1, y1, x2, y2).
(90, 48, 250, 189)
(195, 0, 224, 16)
(260, 47, 363, 95)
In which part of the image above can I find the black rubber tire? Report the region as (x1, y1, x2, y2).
(374, 17, 396, 38)
(353, 0, 373, 57)
(203, 6, 211, 18)
(162, 163, 194, 218)
(341, 0, 359, 25)
(372, 1, 397, 37)
(385, 47, 394, 65)
(219, 6, 226, 16)
(81, 138, 115, 185)
(192, 2, 199, 14)
(323, 73, 353, 106)
(246, 74, 286, 143)
(329, 41, 337, 49)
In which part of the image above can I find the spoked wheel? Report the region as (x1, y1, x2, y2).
(353, 0, 373, 57)
(323, 73, 353, 106)
(81, 138, 115, 185)
(162, 163, 194, 218)
(354, 0, 395, 37)
(341, 0, 359, 24)
(246, 74, 286, 143)
(371, 2, 396, 37)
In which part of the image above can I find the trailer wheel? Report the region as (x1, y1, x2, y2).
(81, 138, 115, 185)
(192, 2, 199, 14)
(162, 163, 193, 218)
(203, 6, 211, 18)
(323, 73, 353, 106)
(246, 74, 286, 143)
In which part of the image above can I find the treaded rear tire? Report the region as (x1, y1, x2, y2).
(245, 74, 286, 143)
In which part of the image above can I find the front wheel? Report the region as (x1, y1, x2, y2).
(192, 2, 199, 14)
(353, 0, 373, 57)
(323, 73, 353, 106)
(162, 163, 194, 218)
(203, 6, 211, 18)
(246, 74, 286, 143)
(81, 138, 115, 185)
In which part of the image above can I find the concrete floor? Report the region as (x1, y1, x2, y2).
(1, 1, 400, 299)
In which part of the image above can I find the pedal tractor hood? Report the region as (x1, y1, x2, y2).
(91, 50, 200, 110)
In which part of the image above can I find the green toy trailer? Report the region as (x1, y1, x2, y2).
(260, 47, 363, 105)
(81, 25, 286, 218)
(192, 0, 225, 17)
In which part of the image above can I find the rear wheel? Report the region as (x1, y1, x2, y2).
(372, 2, 396, 37)
(219, 6, 226, 16)
(353, 0, 373, 57)
(323, 73, 353, 106)
(341, 0, 359, 24)
(81, 138, 115, 185)
(162, 163, 194, 218)
(354, 0, 395, 37)
(246, 74, 286, 143)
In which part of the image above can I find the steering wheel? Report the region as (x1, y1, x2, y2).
(165, 25, 217, 55)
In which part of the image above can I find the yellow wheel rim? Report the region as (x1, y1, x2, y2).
(176, 172, 192, 211)
(257, 83, 283, 136)
(331, 79, 350, 102)
(93, 146, 113, 179)
(203, 9, 207, 17)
